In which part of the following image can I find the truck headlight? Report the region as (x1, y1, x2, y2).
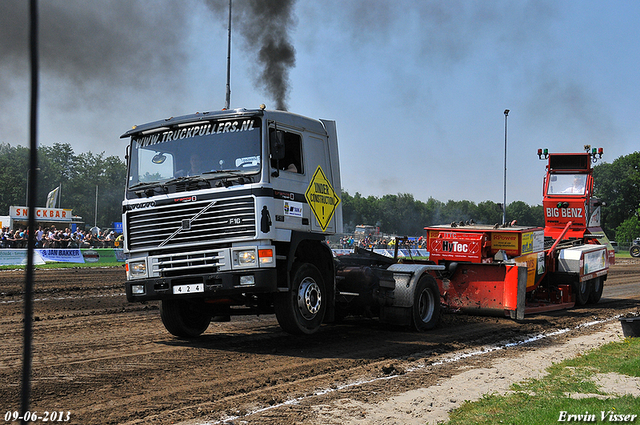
(231, 246, 275, 269)
(233, 249, 257, 268)
(128, 260, 147, 278)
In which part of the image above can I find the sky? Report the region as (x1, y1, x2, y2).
(1, 0, 639, 207)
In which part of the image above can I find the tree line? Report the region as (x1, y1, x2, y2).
(341, 192, 543, 236)
(0, 142, 637, 242)
(342, 151, 640, 242)
(592, 151, 640, 243)
(0, 143, 126, 230)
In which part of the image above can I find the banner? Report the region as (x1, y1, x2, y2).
(332, 248, 429, 258)
(0, 250, 46, 266)
(0, 249, 126, 265)
(80, 248, 126, 263)
(37, 249, 85, 263)
(10, 206, 74, 222)
(46, 186, 60, 208)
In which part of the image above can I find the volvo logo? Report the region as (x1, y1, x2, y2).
(126, 201, 156, 210)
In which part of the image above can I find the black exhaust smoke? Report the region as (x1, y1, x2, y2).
(206, 0, 297, 111)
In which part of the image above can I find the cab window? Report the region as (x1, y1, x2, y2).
(271, 130, 303, 174)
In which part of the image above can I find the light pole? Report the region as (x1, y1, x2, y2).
(503, 109, 509, 225)
(94, 185, 98, 228)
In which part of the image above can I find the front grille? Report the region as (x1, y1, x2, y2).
(152, 248, 227, 277)
(126, 196, 256, 251)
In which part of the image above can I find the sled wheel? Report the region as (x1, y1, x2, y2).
(275, 263, 326, 335)
(587, 277, 604, 304)
(573, 279, 592, 306)
(630, 245, 640, 258)
(412, 275, 441, 331)
(160, 299, 211, 338)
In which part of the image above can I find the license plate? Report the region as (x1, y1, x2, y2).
(172, 283, 204, 295)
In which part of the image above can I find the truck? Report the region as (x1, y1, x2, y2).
(631, 238, 640, 258)
(353, 224, 380, 240)
(120, 107, 611, 337)
(422, 146, 612, 318)
(121, 106, 444, 337)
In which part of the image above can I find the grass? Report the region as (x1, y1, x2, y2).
(445, 338, 640, 424)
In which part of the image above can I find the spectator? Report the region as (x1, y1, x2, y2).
(106, 231, 116, 248)
(68, 231, 81, 248)
(49, 230, 61, 248)
(45, 226, 57, 248)
(7, 229, 21, 248)
(0, 227, 6, 249)
(16, 229, 26, 248)
(60, 228, 71, 247)
(84, 231, 95, 248)
(97, 230, 107, 248)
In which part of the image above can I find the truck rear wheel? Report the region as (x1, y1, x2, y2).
(412, 275, 441, 331)
(587, 277, 604, 304)
(275, 263, 326, 335)
(630, 245, 640, 258)
(160, 299, 211, 338)
(573, 279, 592, 306)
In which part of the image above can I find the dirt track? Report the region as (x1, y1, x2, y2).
(1, 261, 639, 424)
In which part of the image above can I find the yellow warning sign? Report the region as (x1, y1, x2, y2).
(305, 165, 341, 231)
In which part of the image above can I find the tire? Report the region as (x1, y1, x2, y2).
(274, 263, 326, 335)
(160, 299, 211, 338)
(573, 279, 592, 306)
(412, 275, 441, 331)
(587, 277, 604, 304)
(630, 245, 640, 258)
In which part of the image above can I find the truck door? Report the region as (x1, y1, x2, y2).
(304, 133, 338, 234)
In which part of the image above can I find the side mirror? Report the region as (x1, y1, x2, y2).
(270, 130, 285, 160)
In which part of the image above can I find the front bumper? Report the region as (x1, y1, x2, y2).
(125, 268, 278, 302)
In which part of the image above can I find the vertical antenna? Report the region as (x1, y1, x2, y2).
(224, 0, 232, 110)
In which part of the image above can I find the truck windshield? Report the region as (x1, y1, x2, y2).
(547, 174, 587, 195)
(128, 117, 262, 189)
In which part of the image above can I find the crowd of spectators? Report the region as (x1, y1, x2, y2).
(336, 234, 428, 250)
(0, 226, 123, 249)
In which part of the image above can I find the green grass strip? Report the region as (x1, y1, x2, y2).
(446, 338, 640, 424)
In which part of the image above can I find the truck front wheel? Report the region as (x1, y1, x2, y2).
(630, 245, 640, 258)
(160, 299, 211, 338)
(412, 275, 441, 331)
(275, 263, 326, 335)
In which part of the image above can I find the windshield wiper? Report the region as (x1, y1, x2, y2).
(202, 169, 254, 187)
(164, 175, 212, 186)
(128, 181, 161, 191)
(201, 169, 242, 176)
(128, 181, 168, 198)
